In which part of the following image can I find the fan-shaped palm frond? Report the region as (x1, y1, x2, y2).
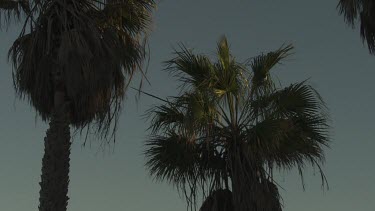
(240, 81, 329, 189)
(145, 36, 330, 211)
(146, 132, 201, 184)
(248, 44, 293, 97)
(165, 45, 214, 91)
(338, 0, 375, 54)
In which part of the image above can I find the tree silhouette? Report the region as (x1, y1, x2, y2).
(0, 0, 155, 210)
(145, 37, 330, 211)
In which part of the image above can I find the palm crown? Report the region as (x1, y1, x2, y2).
(1, 0, 155, 137)
(145, 37, 330, 211)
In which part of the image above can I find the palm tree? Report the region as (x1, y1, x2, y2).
(338, 0, 375, 54)
(0, 0, 155, 210)
(145, 37, 330, 211)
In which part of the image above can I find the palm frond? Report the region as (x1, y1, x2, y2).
(242, 82, 330, 187)
(145, 131, 227, 210)
(147, 91, 219, 135)
(99, 0, 155, 34)
(244, 81, 327, 123)
(359, 4, 375, 53)
(217, 36, 231, 70)
(338, 0, 375, 53)
(213, 60, 246, 101)
(338, 0, 361, 25)
(268, 81, 327, 118)
(248, 44, 293, 97)
(165, 45, 215, 91)
(145, 132, 200, 184)
(0, 0, 31, 27)
(147, 102, 185, 133)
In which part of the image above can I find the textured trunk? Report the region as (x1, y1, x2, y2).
(199, 189, 234, 211)
(229, 138, 255, 211)
(38, 91, 71, 211)
(229, 138, 282, 211)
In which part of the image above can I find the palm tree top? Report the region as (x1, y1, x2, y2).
(145, 36, 330, 210)
(1, 0, 156, 140)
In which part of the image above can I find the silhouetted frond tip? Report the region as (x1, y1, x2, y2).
(338, 0, 375, 54)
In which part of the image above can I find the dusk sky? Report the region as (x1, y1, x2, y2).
(1, 0, 375, 210)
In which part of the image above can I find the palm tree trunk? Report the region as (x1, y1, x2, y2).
(199, 189, 234, 211)
(229, 139, 256, 211)
(229, 139, 282, 211)
(38, 91, 71, 211)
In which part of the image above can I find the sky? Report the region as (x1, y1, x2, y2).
(1, 0, 375, 210)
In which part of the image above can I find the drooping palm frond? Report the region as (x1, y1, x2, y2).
(145, 132, 201, 185)
(0, 0, 31, 28)
(338, 0, 361, 24)
(0, 0, 22, 10)
(241, 81, 329, 186)
(338, 0, 375, 54)
(145, 131, 227, 210)
(7, 0, 155, 139)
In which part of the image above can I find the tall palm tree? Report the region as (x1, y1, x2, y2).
(0, 0, 155, 210)
(338, 0, 375, 54)
(145, 37, 330, 211)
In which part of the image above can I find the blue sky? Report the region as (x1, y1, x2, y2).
(1, 0, 375, 210)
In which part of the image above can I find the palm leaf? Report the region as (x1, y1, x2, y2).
(242, 81, 330, 187)
(248, 44, 293, 97)
(0, 0, 30, 27)
(165, 45, 215, 91)
(147, 102, 185, 133)
(338, 0, 375, 53)
(145, 131, 227, 210)
(338, 0, 361, 25)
